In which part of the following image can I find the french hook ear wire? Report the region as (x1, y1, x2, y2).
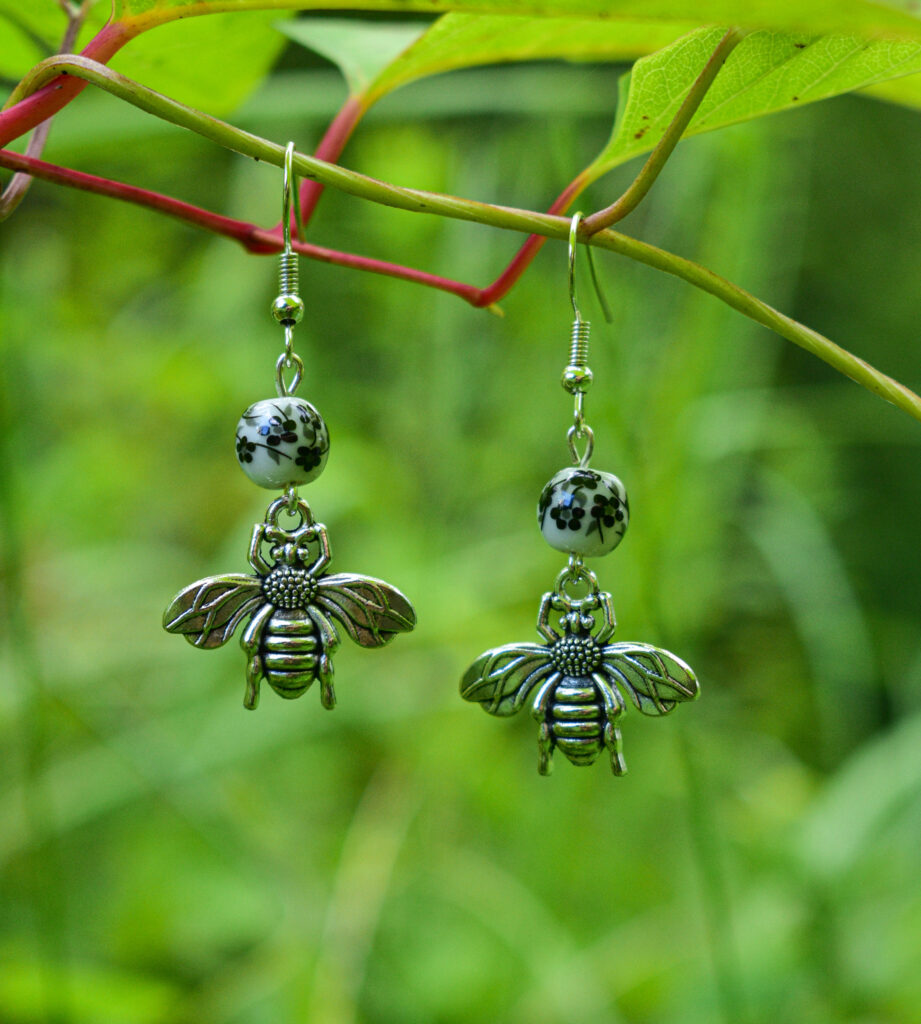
(568, 211, 585, 324)
(273, 141, 306, 398)
(564, 213, 594, 467)
(569, 211, 612, 325)
(282, 141, 304, 246)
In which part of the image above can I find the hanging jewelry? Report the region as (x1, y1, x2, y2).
(164, 143, 416, 710)
(460, 215, 698, 775)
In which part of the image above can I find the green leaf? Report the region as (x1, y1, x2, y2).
(283, 13, 696, 103)
(110, 1, 921, 43)
(108, 10, 291, 113)
(278, 18, 429, 96)
(589, 26, 921, 179)
(0, 1, 66, 79)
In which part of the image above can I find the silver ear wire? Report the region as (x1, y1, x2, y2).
(272, 141, 305, 398)
(563, 213, 594, 467)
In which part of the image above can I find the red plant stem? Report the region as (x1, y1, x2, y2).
(0, 23, 133, 148)
(297, 96, 366, 229)
(469, 176, 587, 307)
(0, 147, 481, 303)
(264, 96, 367, 242)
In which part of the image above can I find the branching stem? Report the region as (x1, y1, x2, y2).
(0, 0, 92, 220)
(3, 51, 920, 424)
(582, 27, 745, 234)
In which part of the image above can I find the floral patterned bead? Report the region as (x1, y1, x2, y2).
(235, 397, 330, 489)
(537, 467, 629, 557)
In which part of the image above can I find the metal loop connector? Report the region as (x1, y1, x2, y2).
(275, 351, 304, 398)
(567, 423, 595, 467)
(264, 494, 315, 528)
(554, 558, 600, 604)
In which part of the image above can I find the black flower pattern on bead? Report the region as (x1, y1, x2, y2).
(236, 434, 256, 463)
(587, 493, 624, 542)
(259, 411, 298, 448)
(569, 471, 600, 493)
(550, 502, 586, 532)
(295, 445, 323, 472)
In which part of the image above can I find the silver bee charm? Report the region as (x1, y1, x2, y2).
(461, 571, 697, 775)
(164, 497, 416, 709)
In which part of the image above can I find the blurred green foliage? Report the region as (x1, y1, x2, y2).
(2, 28, 921, 1024)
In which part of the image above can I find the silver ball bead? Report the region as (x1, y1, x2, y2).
(561, 365, 593, 394)
(272, 294, 305, 325)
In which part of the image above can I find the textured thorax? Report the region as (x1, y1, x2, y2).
(262, 565, 318, 609)
(550, 632, 602, 676)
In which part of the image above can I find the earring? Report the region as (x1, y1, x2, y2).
(163, 143, 416, 710)
(461, 215, 698, 775)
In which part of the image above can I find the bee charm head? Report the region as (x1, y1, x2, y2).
(164, 496, 416, 711)
(460, 566, 698, 776)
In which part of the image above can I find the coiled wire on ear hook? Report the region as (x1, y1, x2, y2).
(272, 141, 305, 399)
(564, 213, 594, 467)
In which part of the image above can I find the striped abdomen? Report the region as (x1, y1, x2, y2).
(548, 677, 605, 766)
(261, 609, 319, 699)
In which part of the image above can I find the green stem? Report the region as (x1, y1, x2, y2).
(9, 55, 921, 426)
(582, 27, 746, 233)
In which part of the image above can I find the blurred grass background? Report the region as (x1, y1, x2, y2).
(2, 39, 921, 1024)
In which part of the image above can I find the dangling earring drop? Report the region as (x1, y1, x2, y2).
(461, 215, 698, 775)
(164, 143, 416, 710)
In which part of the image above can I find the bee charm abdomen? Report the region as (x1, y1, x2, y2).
(549, 679, 605, 766)
(262, 610, 319, 699)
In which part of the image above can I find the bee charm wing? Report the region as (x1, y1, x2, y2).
(602, 642, 699, 716)
(461, 644, 554, 717)
(163, 574, 263, 649)
(315, 573, 416, 648)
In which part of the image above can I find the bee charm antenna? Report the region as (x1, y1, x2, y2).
(460, 213, 699, 776)
(163, 141, 416, 711)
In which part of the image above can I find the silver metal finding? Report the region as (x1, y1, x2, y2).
(566, 422, 594, 467)
(562, 212, 595, 466)
(568, 212, 584, 323)
(283, 482, 300, 515)
(275, 350, 304, 398)
(272, 142, 305, 396)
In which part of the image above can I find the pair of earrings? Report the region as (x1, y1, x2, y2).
(163, 146, 699, 776)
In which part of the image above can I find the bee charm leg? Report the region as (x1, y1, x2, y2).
(244, 660, 262, 711)
(537, 722, 554, 776)
(318, 653, 336, 710)
(604, 723, 627, 776)
(309, 607, 341, 710)
(241, 604, 273, 710)
(532, 674, 559, 776)
(595, 675, 628, 776)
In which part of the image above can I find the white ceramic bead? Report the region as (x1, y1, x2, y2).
(537, 467, 628, 557)
(235, 397, 329, 490)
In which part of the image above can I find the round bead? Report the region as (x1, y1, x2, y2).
(272, 294, 305, 325)
(561, 365, 593, 394)
(235, 397, 329, 489)
(537, 467, 629, 557)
